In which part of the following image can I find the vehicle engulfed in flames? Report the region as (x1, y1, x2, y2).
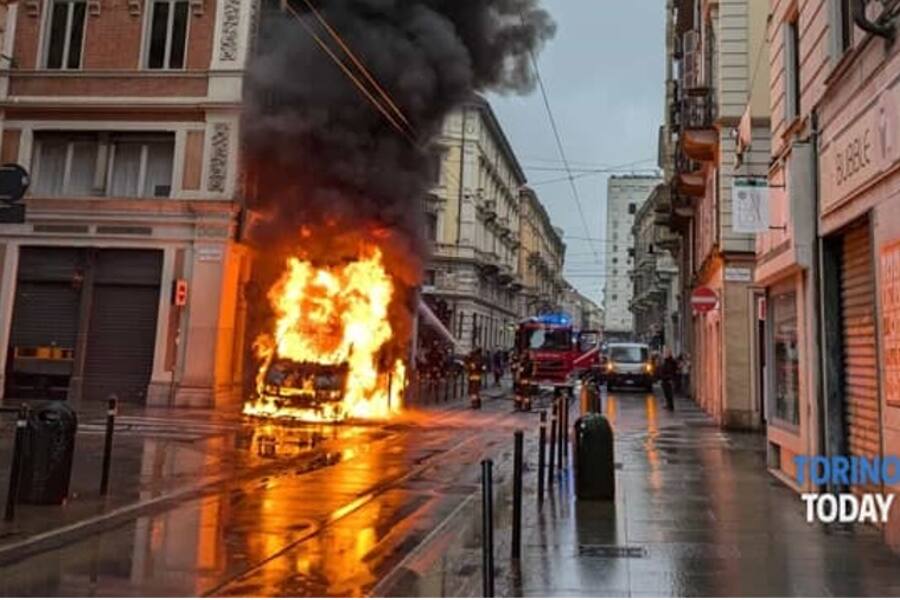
(260, 357, 349, 409)
(243, 245, 406, 423)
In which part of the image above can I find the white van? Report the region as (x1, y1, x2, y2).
(605, 342, 654, 392)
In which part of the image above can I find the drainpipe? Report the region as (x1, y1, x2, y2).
(852, 0, 896, 42)
(810, 110, 826, 465)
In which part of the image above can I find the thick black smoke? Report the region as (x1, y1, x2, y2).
(243, 0, 556, 279)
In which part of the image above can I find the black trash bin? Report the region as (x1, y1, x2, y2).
(573, 413, 614, 500)
(18, 401, 78, 505)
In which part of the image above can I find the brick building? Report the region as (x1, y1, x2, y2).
(0, 0, 255, 407)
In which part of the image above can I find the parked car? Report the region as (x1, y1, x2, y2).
(605, 342, 654, 392)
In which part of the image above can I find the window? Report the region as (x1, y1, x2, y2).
(428, 150, 443, 185)
(829, 0, 853, 59)
(32, 132, 175, 198)
(425, 212, 438, 241)
(45, 0, 86, 69)
(147, 0, 189, 69)
(423, 270, 436, 287)
(109, 136, 175, 197)
(784, 19, 801, 121)
(628, 203, 637, 215)
(771, 290, 800, 426)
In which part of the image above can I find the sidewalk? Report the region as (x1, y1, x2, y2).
(384, 391, 900, 597)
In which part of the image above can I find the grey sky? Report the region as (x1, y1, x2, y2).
(489, 0, 666, 307)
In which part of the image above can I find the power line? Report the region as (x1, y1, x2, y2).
(298, 0, 416, 139)
(283, 0, 417, 146)
(523, 19, 600, 268)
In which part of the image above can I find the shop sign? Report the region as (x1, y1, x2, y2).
(880, 240, 900, 407)
(821, 80, 900, 213)
(732, 178, 770, 233)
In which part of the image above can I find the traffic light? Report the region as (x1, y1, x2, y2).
(173, 279, 188, 306)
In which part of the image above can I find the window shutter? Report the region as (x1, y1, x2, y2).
(827, 0, 843, 64)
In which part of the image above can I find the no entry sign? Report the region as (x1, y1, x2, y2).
(691, 286, 718, 313)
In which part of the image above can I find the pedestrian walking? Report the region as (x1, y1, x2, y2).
(680, 352, 691, 399)
(492, 346, 504, 386)
(659, 347, 678, 411)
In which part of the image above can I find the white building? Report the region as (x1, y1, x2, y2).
(603, 174, 661, 338)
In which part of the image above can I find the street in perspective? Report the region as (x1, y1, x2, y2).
(0, 0, 898, 598)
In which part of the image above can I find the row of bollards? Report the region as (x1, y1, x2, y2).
(480, 392, 574, 596)
(2, 395, 118, 523)
(413, 374, 466, 405)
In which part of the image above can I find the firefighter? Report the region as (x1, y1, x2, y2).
(514, 350, 534, 412)
(466, 346, 485, 409)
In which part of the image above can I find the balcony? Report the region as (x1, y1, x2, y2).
(680, 94, 717, 162)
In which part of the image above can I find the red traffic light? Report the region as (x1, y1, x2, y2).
(173, 279, 188, 306)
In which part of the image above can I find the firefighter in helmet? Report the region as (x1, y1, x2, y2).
(466, 346, 485, 409)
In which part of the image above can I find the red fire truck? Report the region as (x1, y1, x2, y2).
(512, 314, 602, 411)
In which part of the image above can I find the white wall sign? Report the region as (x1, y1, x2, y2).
(733, 178, 770, 233)
(197, 247, 223, 263)
(725, 266, 753, 282)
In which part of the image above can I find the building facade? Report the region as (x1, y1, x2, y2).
(517, 186, 566, 319)
(660, 0, 771, 429)
(630, 184, 680, 352)
(425, 97, 528, 353)
(756, 0, 900, 550)
(0, 0, 254, 407)
(603, 174, 660, 338)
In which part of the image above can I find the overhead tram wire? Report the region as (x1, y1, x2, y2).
(283, 1, 418, 146)
(523, 15, 600, 268)
(298, 0, 416, 137)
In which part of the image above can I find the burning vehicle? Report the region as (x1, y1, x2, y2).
(244, 247, 407, 422)
(240, 0, 554, 422)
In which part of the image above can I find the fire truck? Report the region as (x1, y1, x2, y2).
(512, 314, 602, 411)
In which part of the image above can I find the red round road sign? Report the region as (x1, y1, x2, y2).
(691, 286, 718, 313)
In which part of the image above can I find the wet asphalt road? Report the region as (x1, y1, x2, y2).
(2, 386, 900, 597)
(0, 391, 531, 597)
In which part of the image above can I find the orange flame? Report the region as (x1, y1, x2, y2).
(243, 247, 406, 422)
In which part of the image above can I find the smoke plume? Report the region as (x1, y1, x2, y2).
(243, 0, 555, 275)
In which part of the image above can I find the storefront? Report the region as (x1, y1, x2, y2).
(818, 31, 900, 549)
(755, 142, 818, 488)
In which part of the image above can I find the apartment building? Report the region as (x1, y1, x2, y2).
(603, 174, 660, 339)
(518, 186, 566, 319)
(0, 0, 254, 407)
(660, 0, 771, 428)
(630, 184, 680, 351)
(756, 0, 900, 549)
(425, 96, 527, 353)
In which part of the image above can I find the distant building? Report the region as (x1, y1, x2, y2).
(518, 187, 566, 319)
(603, 175, 661, 338)
(629, 184, 679, 352)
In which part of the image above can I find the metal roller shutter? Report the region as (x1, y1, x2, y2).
(841, 222, 881, 461)
(82, 250, 163, 405)
(6, 248, 84, 399)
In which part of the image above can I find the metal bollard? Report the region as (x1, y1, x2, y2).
(561, 393, 569, 464)
(481, 459, 495, 597)
(512, 431, 523, 560)
(100, 395, 118, 496)
(4, 405, 28, 522)
(538, 411, 546, 505)
(557, 394, 565, 469)
(548, 400, 557, 486)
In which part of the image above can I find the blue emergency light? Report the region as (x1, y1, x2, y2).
(535, 312, 571, 326)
